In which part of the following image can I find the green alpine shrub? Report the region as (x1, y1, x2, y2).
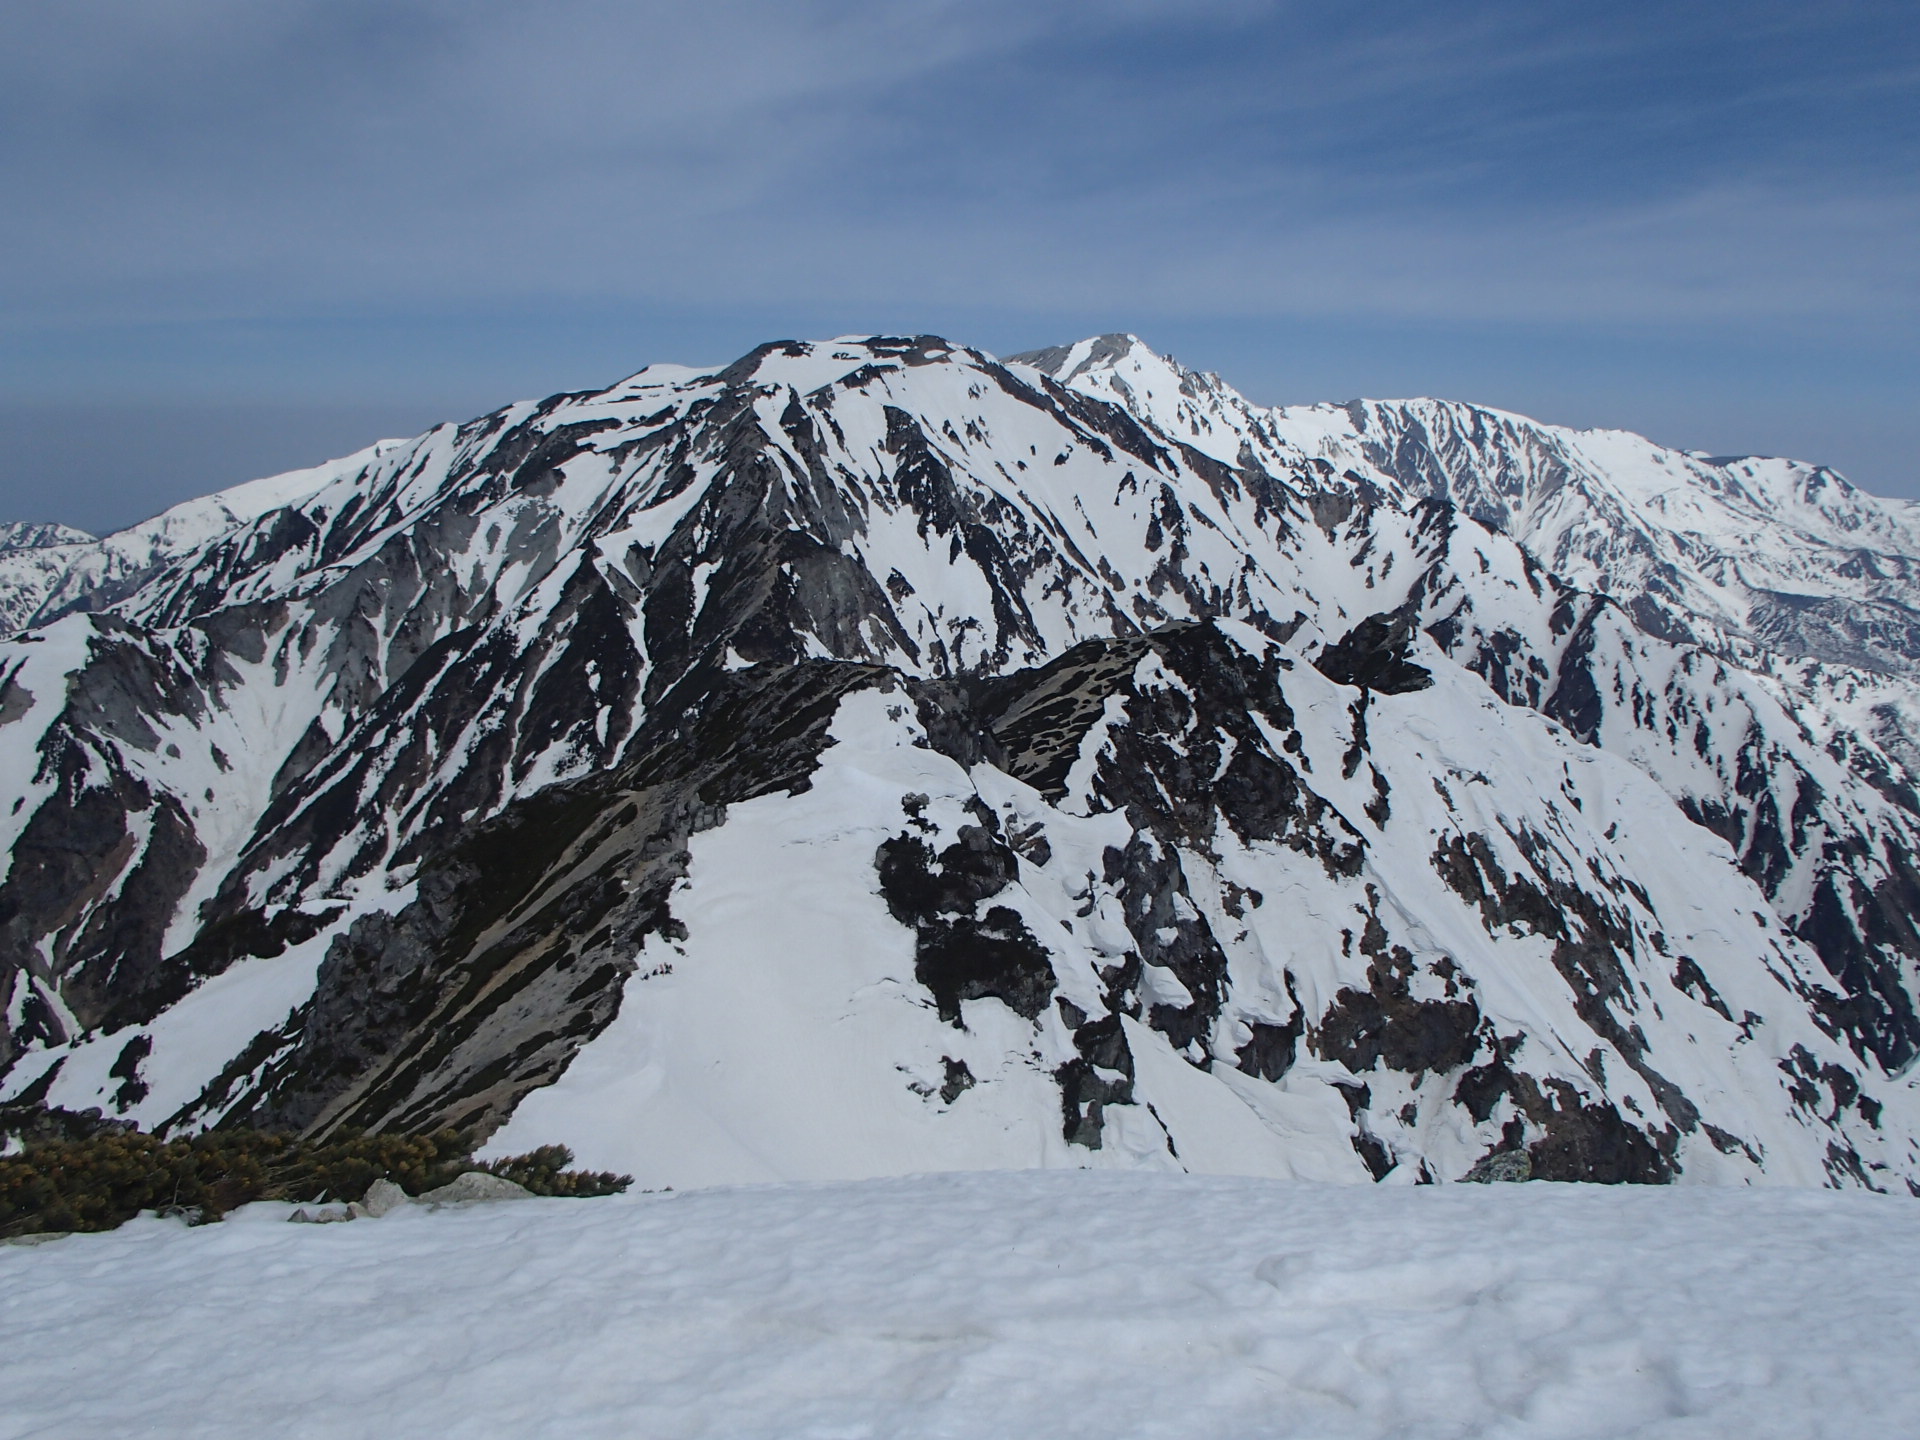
(0, 1110, 631, 1239)
(474, 1144, 630, 1197)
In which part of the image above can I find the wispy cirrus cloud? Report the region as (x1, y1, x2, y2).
(0, 0, 1914, 519)
(6, 0, 1909, 326)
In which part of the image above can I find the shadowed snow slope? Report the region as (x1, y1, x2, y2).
(3, 1172, 1918, 1439)
(5, 334, 1920, 1192)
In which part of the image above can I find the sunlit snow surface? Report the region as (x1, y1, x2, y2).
(3, 1173, 1915, 1439)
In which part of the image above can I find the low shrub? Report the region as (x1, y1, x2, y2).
(473, 1144, 630, 1197)
(0, 1112, 631, 1239)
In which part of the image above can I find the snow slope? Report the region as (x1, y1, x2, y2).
(4, 1172, 1917, 1439)
(485, 675, 1917, 1191)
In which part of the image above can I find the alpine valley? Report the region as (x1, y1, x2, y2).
(5, 333, 1920, 1193)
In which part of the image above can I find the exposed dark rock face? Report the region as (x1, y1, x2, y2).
(0, 720, 208, 1051)
(911, 623, 1367, 1083)
(1235, 1017, 1302, 1083)
(876, 822, 1056, 1027)
(1056, 1012, 1135, 1148)
(201, 659, 891, 1139)
(1520, 1080, 1674, 1185)
(1314, 605, 1433, 694)
(938, 1057, 975, 1104)
(1313, 962, 1481, 1078)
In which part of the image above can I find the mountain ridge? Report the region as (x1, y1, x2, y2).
(1023, 334, 1920, 677)
(2, 333, 1916, 1193)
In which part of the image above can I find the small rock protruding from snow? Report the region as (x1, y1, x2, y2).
(359, 1178, 410, 1217)
(415, 1172, 534, 1207)
(287, 1203, 354, 1224)
(288, 1172, 531, 1222)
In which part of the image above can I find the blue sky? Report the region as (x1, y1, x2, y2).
(2, 0, 1914, 532)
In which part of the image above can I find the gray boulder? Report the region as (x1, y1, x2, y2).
(415, 1171, 533, 1206)
(357, 1178, 410, 1217)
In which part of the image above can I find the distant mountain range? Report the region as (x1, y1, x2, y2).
(3, 334, 1916, 1192)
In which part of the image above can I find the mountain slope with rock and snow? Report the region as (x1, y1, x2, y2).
(0, 445, 406, 635)
(1029, 337, 1920, 1067)
(1036, 335, 1920, 677)
(2, 333, 1917, 1192)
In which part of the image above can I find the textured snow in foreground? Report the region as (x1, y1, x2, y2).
(4, 1173, 1916, 1440)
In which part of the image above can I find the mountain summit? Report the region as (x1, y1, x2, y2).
(2, 334, 1916, 1191)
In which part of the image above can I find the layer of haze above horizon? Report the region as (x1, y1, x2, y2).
(1, 0, 1913, 535)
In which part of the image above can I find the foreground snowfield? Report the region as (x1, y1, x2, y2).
(4, 1173, 1916, 1439)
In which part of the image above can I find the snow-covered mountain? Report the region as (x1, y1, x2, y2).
(1036, 336, 1920, 672)
(0, 445, 406, 635)
(0, 522, 95, 553)
(3, 334, 1917, 1192)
